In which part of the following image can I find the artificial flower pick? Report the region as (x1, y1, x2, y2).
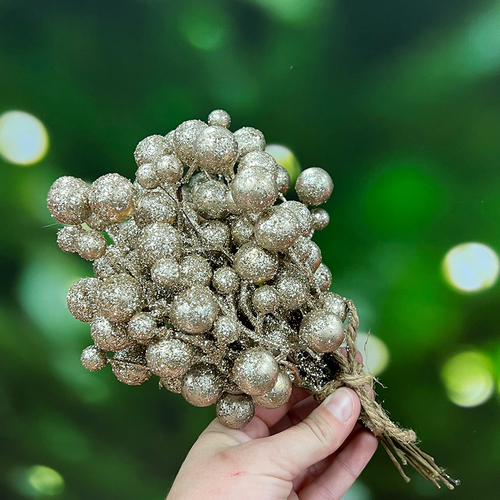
(47, 110, 458, 489)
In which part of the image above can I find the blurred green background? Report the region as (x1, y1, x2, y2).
(1, 0, 500, 498)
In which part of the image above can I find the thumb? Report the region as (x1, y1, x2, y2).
(265, 387, 361, 478)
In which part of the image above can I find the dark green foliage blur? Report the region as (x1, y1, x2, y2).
(1, 0, 499, 499)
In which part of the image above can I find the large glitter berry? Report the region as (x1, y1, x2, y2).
(134, 135, 171, 166)
(151, 257, 180, 287)
(137, 223, 182, 266)
(195, 126, 238, 176)
(233, 243, 279, 285)
(216, 393, 254, 429)
(198, 220, 231, 250)
(170, 286, 219, 334)
(178, 254, 213, 288)
(135, 162, 159, 189)
(156, 154, 184, 185)
(111, 346, 151, 386)
(299, 310, 345, 353)
(98, 274, 143, 323)
(81, 345, 107, 372)
(47, 176, 91, 225)
(134, 189, 177, 227)
(76, 230, 107, 261)
(208, 109, 231, 128)
(212, 266, 240, 295)
(57, 226, 82, 253)
(238, 151, 278, 180)
(230, 166, 278, 214)
(89, 173, 135, 224)
(91, 317, 132, 351)
(127, 312, 157, 344)
(253, 369, 292, 409)
(146, 338, 196, 378)
(173, 119, 208, 166)
(192, 179, 229, 219)
(295, 167, 334, 206)
(273, 266, 310, 311)
(320, 292, 347, 322)
(234, 127, 266, 157)
(232, 347, 279, 396)
(181, 363, 224, 407)
(67, 277, 99, 322)
(253, 205, 301, 252)
(212, 315, 240, 344)
(230, 216, 254, 247)
(252, 285, 280, 315)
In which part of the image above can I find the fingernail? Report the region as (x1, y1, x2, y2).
(323, 388, 354, 422)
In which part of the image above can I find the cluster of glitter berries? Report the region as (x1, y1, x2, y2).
(47, 110, 348, 429)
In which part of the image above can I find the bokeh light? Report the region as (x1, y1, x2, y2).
(18, 248, 88, 343)
(179, 5, 230, 51)
(462, 3, 500, 76)
(17, 248, 110, 402)
(0, 110, 48, 165)
(252, 0, 325, 25)
(356, 332, 390, 377)
(443, 242, 499, 293)
(441, 351, 494, 407)
(265, 144, 301, 184)
(11, 465, 64, 497)
(28, 465, 64, 496)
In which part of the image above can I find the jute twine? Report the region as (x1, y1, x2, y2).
(314, 299, 459, 490)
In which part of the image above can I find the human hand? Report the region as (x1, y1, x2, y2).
(167, 385, 378, 500)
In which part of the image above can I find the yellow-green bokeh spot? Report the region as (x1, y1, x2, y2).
(441, 350, 494, 408)
(11, 465, 64, 497)
(266, 144, 301, 185)
(29, 465, 64, 496)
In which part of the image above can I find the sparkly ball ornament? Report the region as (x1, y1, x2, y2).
(232, 347, 279, 396)
(216, 393, 255, 429)
(47, 110, 458, 490)
(47, 176, 91, 225)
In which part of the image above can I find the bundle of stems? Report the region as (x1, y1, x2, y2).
(314, 299, 459, 490)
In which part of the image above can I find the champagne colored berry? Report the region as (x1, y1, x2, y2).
(47, 176, 90, 225)
(295, 167, 334, 206)
(216, 393, 254, 429)
(232, 347, 279, 396)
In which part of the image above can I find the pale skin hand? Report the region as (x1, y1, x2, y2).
(167, 384, 378, 500)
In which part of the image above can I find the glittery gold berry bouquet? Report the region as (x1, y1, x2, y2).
(47, 110, 458, 489)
